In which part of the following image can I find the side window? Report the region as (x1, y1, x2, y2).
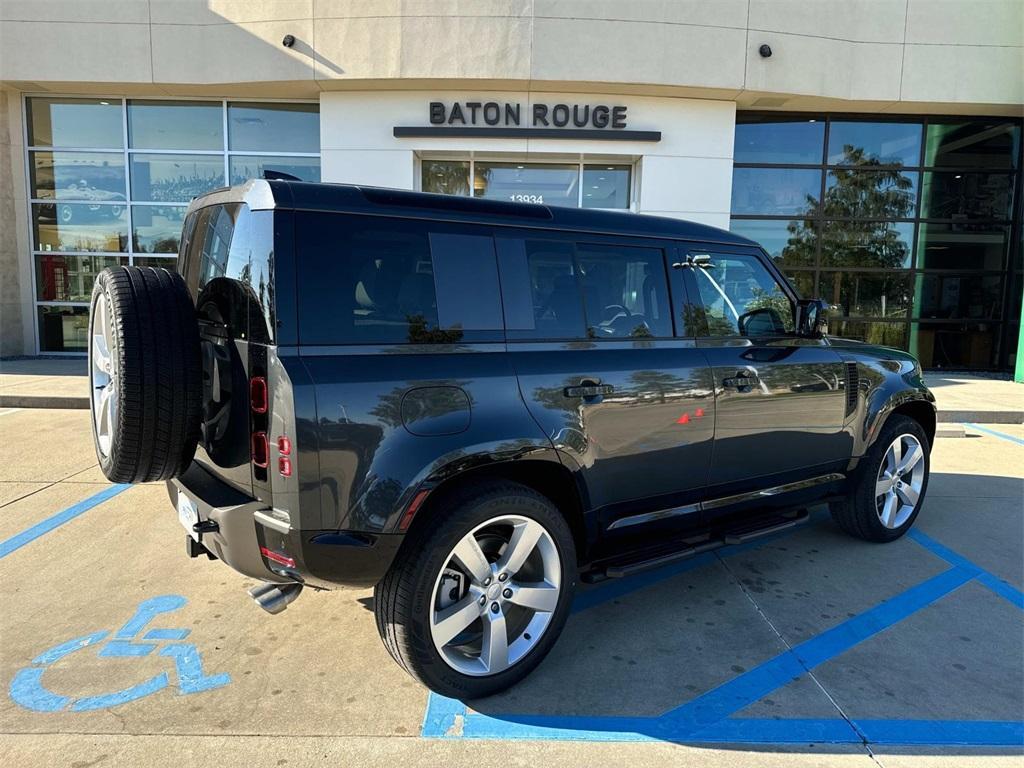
(497, 239, 586, 340)
(296, 214, 503, 345)
(691, 253, 794, 337)
(576, 243, 671, 338)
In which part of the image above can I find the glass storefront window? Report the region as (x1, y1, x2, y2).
(38, 306, 90, 352)
(818, 270, 912, 319)
(24, 97, 320, 354)
(132, 256, 178, 270)
(915, 223, 1009, 271)
(914, 273, 1004, 320)
(925, 121, 1021, 169)
(35, 254, 125, 302)
(582, 165, 631, 209)
(911, 321, 1001, 368)
(27, 97, 122, 148)
(827, 121, 922, 167)
(127, 100, 222, 150)
(734, 116, 824, 164)
(820, 220, 914, 269)
(823, 170, 917, 219)
(729, 219, 817, 268)
(784, 271, 815, 299)
(474, 162, 579, 207)
(228, 103, 320, 152)
(421, 160, 471, 196)
(230, 155, 320, 184)
(30, 152, 125, 201)
(920, 172, 1014, 221)
(731, 168, 821, 215)
(130, 153, 225, 202)
(33, 202, 128, 253)
(132, 205, 187, 253)
(832, 319, 908, 349)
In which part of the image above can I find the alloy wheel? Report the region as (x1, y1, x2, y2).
(429, 515, 561, 676)
(90, 292, 118, 458)
(875, 433, 926, 529)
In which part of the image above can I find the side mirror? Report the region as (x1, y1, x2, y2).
(796, 298, 829, 338)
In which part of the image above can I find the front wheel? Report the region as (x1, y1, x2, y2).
(374, 482, 576, 698)
(830, 414, 930, 542)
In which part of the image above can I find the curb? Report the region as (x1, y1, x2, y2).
(0, 395, 89, 410)
(936, 410, 1023, 425)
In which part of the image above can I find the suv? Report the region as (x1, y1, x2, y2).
(88, 179, 935, 698)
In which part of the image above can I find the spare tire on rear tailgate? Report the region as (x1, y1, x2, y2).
(89, 266, 202, 483)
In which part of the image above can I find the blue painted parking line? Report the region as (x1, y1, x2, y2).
(909, 529, 1024, 610)
(0, 483, 130, 560)
(963, 423, 1024, 446)
(423, 512, 1024, 746)
(424, 566, 978, 742)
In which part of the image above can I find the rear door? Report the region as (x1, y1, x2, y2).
(179, 203, 269, 495)
(678, 245, 850, 493)
(498, 232, 715, 534)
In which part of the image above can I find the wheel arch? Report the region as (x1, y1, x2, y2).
(401, 457, 591, 565)
(888, 400, 937, 447)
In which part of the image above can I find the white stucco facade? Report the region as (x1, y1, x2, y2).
(319, 91, 737, 227)
(0, 0, 1022, 358)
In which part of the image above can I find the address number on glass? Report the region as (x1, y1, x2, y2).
(509, 194, 544, 204)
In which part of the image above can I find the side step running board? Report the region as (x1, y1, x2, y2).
(590, 509, 810, 581)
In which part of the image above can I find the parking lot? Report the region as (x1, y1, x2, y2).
(0, 407, 1021, 766)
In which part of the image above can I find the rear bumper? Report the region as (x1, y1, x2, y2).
(167, 462, 403, 589)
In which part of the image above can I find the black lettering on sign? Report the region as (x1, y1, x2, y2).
(533, 104, 549, 126)
(505, 103, 521, 125)
(592, 105, 610, 128)
(572, 105, 590, 127)
(612, 106, 627, 129)
(466, 102, 481, 123)
(429, 102, 446, 125)
(551, 104, 570, 127)
(483, 102, 501, 125)
(448, 103, 466, 125)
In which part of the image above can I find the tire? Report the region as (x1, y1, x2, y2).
(374, 481, 577, 698)
(88, 266, 202, 483)
(830, 414, 930, 542)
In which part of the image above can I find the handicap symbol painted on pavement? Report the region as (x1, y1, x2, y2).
(9, 595, 231, 712)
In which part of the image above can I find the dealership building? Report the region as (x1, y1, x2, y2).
(1, 1, 1021, 371)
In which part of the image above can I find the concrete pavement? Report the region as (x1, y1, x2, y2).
(0, 407, 1021, 766)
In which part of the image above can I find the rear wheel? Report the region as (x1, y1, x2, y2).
(89, 266, 202, 483)
(830, 415, 930, 542)
(374, 482, 576, 698)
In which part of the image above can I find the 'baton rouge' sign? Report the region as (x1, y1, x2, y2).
(393, 101, 660, 141)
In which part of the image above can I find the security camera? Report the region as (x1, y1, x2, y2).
(282, 34, 296, 48)
(759, 44, 772, 58)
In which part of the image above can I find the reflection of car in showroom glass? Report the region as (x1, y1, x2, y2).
(38, 181, 127, 223)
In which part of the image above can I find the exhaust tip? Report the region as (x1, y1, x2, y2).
(249, 581, 302, 614)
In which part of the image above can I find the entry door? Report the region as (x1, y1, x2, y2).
(496, 235, 716, 527)
(680, 246, 850, 490)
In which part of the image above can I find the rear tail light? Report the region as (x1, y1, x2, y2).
(250, 376, 268, 414)
(260, 546, 295, 568)
(251, 431, 269, 468)
(278, 457, 292, 477)
(277, 436, 291, 455)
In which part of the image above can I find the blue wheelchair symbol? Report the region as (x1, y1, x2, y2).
(9, 595, 231, 712)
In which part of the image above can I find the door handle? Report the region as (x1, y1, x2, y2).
(723, 370, 759, 393)
(563, 379, 614, 400)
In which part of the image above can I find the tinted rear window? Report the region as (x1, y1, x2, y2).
(180, 203, 275, 342)
(295, 213, 504, 345)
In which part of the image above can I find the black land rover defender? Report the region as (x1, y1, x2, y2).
(88, 179, 935, 698)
